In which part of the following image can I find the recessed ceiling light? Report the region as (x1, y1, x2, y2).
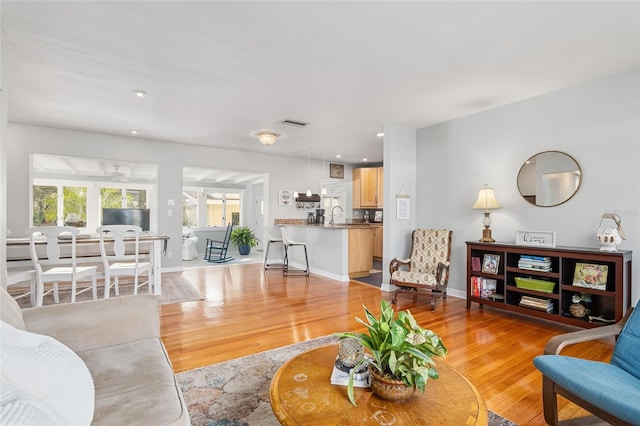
(131, 130, 140, 135)
(362, 158, 368, 162)
(376, 133, 384, 137)
(133, 90, 147, 98)
(336, 154, 342, 158)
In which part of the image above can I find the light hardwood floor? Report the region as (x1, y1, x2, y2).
(159, 264, 615, 425)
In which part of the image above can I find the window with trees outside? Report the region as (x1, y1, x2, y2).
(32, 183, 148, 229)
(182, 188, 243, 228)
(33, 185, 88, 227)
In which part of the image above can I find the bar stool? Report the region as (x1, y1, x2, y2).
(280, 227, 309, 277)
(264, 226, 284, 270)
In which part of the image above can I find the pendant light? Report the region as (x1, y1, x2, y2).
(321, 143, 327, 195)
(306, 150, 312, 197)
(293, 154, 299, 198)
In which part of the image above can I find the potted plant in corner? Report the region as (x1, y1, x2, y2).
(230, 226, 260, 255)
(337, 300, 447, 406)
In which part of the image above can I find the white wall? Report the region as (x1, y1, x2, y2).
(1, 19, 8, 283)
(382, 124, 417, 290)
(6, 124, 352, 269)
(416, 69, 640, 304)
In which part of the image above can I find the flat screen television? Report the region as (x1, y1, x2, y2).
(101, 208, 150, 231)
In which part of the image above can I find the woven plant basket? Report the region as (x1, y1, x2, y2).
(369, 368, 415, 401)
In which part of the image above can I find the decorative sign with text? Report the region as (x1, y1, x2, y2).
(515, 230, 556, 247)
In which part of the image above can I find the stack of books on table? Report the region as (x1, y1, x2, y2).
(519, 295, 554, 313)
(518, 255, 552, 272)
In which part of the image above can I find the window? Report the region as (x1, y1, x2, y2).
(30, 155, 157, 232)
(322, 194, 344, 220)
(206, 191, 241, 226)
(32, 184, 87, 227)
(182, 188, 243, 228)
(101, 188, 148, 209)
(182, 190, 198, 227)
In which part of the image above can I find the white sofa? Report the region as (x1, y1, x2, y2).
(0, 286, 191, 425)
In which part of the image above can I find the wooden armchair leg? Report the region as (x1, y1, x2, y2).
(542, 375, 560, 426)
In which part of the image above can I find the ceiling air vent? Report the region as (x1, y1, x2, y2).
(279, 119, 310, 127)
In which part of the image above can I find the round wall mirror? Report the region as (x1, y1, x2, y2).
(517, 151, 582, 207)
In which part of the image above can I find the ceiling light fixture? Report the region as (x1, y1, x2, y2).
(363, 158, 368, 162)
(256, 131, 280, 146)
(132, 90, 147, 98)
(131, 130, 139, 135)
(376, 132, 384, 137)
(336, 154, 342, 158)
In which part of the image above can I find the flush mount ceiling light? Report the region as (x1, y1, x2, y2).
(256, 131, 280, 146)
(131, 130, 140, 135)
(376, 132, 384, 137)
(132, 90, 147, 98)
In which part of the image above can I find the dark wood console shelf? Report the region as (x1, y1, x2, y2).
(466, 241, 632, 328)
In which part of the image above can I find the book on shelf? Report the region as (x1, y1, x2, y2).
(518, 256, 552, 272)
(470, 276, 498, 298)
(518, 263, 552, 272)
(519, 295, 554, 313)
(472, 257, 481, 272)
(520, 255, 551, 262)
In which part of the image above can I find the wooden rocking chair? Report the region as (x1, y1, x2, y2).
(204, 224, 235, 263)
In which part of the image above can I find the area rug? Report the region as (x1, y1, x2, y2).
(9, 272, 203, 308)
(176, 335, 518, 426)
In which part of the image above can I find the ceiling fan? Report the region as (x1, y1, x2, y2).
(109, 164, 129, 182)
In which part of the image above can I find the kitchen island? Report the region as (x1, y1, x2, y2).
(274, 220, 382, 281)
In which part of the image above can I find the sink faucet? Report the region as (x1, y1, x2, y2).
(330, 205, 344, 225)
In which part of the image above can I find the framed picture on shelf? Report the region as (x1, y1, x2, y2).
(482, 254, 500, 274)
(573, 262, 608, 290)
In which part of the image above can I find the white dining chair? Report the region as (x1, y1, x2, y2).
(4, 229, 37, 306)
(28, 226, 98, 306)
(97, 225, 152, 297)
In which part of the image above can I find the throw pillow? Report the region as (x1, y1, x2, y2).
(0, 321, 95, 425)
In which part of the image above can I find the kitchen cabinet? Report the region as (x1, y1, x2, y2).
(373, 225, 383, 259)
(348, 228, 374, 278)
(352, 167, 383, 208)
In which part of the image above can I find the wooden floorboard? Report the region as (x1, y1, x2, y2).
(160, 263, 615, 425)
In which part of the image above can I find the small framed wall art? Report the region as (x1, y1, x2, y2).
(329, 163, 344, 179)
(278, 190, 292, 206)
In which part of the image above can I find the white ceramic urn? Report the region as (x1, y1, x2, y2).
(596, 227, 622, 252)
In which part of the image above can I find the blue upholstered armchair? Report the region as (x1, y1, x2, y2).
(533, 306, 640, 425)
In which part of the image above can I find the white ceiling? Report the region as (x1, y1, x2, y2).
(3, 1, 639, 165)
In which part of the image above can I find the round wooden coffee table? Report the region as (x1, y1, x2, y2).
(270, 344, 488, 425)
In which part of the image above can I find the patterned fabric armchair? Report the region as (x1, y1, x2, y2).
(389, 229, 452, 311)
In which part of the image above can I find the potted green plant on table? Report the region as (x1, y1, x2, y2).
(337, 300, 447, 406)
(230, 226, 260, 255)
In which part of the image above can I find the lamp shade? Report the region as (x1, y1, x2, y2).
(256, 131, 279, 146)
(472, 184, 501, 210)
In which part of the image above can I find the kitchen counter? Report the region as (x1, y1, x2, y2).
(274, 219, 382, 229)
(274, 220, 382, 281)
